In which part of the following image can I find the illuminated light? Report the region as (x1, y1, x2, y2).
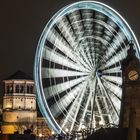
(2, 125, 15, 134)
(99, 120, 104, 126)
(34, 0, 140, 135)
(81, 125, 86, 129)
(51, 131, 55, 135)
(5, 103, 12, 109)
(65, 128, 69, 132)
(39, 133, 42, 137)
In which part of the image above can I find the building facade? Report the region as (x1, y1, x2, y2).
(1, 71, 37, 134)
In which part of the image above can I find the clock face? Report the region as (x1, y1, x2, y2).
(128, 70, 138, 81)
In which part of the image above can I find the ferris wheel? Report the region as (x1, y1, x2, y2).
(34, 1, 140, 135)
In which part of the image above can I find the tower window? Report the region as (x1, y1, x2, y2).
(30, 86, 34, 94)
(16, 85, 20, 93)
(6, 84, 9, 93)
(20, 85, 24, 93)
(9, 84, 13, 93)
(27, 85, 30, 93)
(5, 84, 13, 94)
(27, 85, 34, 94)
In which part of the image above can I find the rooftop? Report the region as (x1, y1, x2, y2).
(5, 70, 33, 80)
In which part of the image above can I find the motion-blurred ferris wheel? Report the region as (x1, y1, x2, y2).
(34, 1, 140, 135)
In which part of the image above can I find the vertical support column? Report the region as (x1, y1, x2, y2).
(25, 81, 27, 93)
(128, 107, 136, 140)
(5, 83, 7, 94)
(24, 81, 26, 109)
(12, 81, 14, 109)
(13, 82, 15, 93)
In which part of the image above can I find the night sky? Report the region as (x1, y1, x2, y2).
(0, 0, 140, 85)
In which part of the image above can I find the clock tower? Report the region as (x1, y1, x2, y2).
(120, 42, 140, 135)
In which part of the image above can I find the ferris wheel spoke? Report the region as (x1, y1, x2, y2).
(101, 48, 127, 70)
(96, 20, 116, 41)
(42, 47, 89, 72)
(74, 52, 92, 71)
(94, 23, 124, 64)
(77, 46, 94, 70)
(49, 82, 86, 117)
(102, 75, 122, 85)
(69, 87, 86, 132)
(61, 81, 88, 131)
(101, 79, 122, 99)
(102, 34, 128, 64)
(52, 23, 92, 70)
(102, 96, 113, 123)
(88, 75, 98, 130)
(78, 78, 97, 131)
(56, 17, 77, 48)
(95, 98, 105, 125)
(44, 76, 88, 99)
(97, 77, 119, 118)
(105, 44, 127, 63)
(47, 27, 74, 50)
(102, 66, 121, 74)
(85, 47, 95, 68)
(78, 92, 92, 131)
(47, 29, 84, 64)
(41, 68, 89, 78)
(69, 11, 84, 39)
(107, 91, 121, 112)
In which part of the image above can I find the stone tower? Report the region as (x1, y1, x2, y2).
(2, 71, 37, 134)
(120, 43, 140, 140)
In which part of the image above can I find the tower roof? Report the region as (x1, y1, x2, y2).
(5, 70, 33, 80)
(121, 42, 139, 68)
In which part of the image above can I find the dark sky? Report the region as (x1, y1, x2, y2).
(0, 0, 140, 81)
